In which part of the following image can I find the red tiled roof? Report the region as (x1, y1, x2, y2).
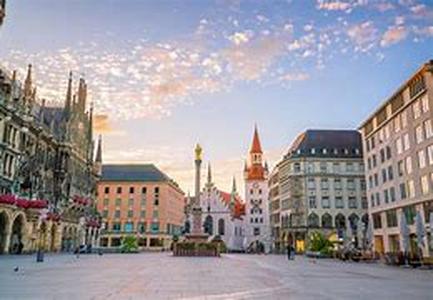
(249, 126, 263, 154)
(218, 190, 245, 219)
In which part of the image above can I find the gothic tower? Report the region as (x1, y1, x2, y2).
(244, 125, 270, 252)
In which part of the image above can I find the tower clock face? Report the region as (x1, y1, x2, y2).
(253, 183, 259, 188)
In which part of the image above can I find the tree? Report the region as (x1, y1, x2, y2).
(120, 236, 139, 253)
(308, 232, 333, 256)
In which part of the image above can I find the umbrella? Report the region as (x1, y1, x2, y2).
(415, 211, 426, 249)
(400, 213, 410, 253)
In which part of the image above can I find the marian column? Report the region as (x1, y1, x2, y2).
(192, 144, 203, 235)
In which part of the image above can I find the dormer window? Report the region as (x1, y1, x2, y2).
(322, 148, 327, 154)
(311, 148, 316, 154)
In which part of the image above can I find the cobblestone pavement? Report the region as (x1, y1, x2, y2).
(0, 253, 432, 300)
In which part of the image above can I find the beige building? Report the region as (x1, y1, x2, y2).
(359, 60, 433, 257)
(97, 164, 185, 250)
(271, 130, 367, 253)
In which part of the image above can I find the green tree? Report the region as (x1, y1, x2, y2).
(120, 236, 139, 253)
(308, 232, 333, 256)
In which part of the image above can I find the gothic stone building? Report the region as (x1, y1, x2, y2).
(0, 65, 102, 254)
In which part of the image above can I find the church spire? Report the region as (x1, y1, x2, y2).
(231, 176, 237, 195)
(207, 162, 212, 185)
(250, 124, 263, 154)
(88, 102, 93, 141)
(64, 71, 73, 117)
(94, 135, 102, 176)
(23, 64, 33, 99)
(77, 77, 87, 112)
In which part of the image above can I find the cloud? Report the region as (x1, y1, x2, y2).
(347, 21, 378, 52)
(228, 31, 253, 45)
(279, 72, 310, 81)
(317, 1, 353, 11)
(380, 26, 408, 47)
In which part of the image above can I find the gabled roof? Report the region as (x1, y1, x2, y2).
(286, 129, 362, 159)
(101, 164, 170, 182)
(219, 190, 245, 219)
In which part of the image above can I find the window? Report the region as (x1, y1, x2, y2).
(124, 222, 134, 232)
(396, 138, 403, 154)
(398, 160, 404, 176)
(374, 173, 379, 186)
(142, 187, 147, 194)
(152, 210, 159, 219)
(388, 166, 394, 180)
(394, 116, 401, 133)
(421, 175, 429, 195)
(372, 155, 377, 167)
(403, 205, 416, 225)
(307, 163, 315, 173)
(114, 210, 121, 218)
(403, 133, 410, 151)
(418, 150, 426, 168)
(128, 210, 134, 218)
(367, 158, 372, 170)
(140, 210, 146, 218)
(104, 187, 110, 194)
(382, 169, 387, 183)
(428, 145, 433, 165)
(117, 187, 122, 194)
(380, 149, 385, 163)
(375, 192, 381, 206)
(400, 183, 407, 200)
(129, 187, 135, 194)
(373, 213, 382, 229)
(103, 210, 108, 218)
(406, 156, 413, 174)
(128, 198, 134, 206)
(112, 223, 121, 232)
(154, 198, 159, 206)
(307, 178, 316, 189)
(334, 178, 342, 190)
(115, 198, 121, 206)
(103, 198, 109, 206)
(321, 197, 330, 209)
(416, 125, 424, 144)
(154, 187, 160, 194)
(253, 227, 260, 236)
(294, 163, 301, 173)
(368, 176, 373, 189)
(425, 120, 433, 138)
(413, 101, 421, 119)
(320, 162, 327, 172)
(321, 178, 329, 190)
(408, 180, 415, 198)
(348, 197, 357, 208)
(386, 210, 398, 228)
(386, 146, 392, 160)
(335, 197, 344, 209)
(401, 111, 408, 128)
(151, 222, 160, 233)
(347, 179, 355, 190)
(333, 162, 341, 173)
(421, 94, 429, 111)
(390, 187, 396, 202)
(384, 189, 389, 204)
(346, 163, 354, 172)
(370, 194, 375, 207)
(138, 222, 146, 233)
(361, 197, 368, 209)
(309, 196, 317, 208)
(218, 219, 225, 235)
(141, 198, 146, 206)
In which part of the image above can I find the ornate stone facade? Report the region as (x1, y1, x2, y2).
(0, 65, 101, 254)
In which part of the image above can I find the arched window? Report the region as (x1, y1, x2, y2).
(321, 213, 333, 228)
(307, 213, 320, 228)
(335, 213, 346, 229)
(218, 219, 225, 236)
(348, 213, 359, 231)
(204, 215, 213, 235)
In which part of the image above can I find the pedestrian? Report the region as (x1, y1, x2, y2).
(287, 244, 291, 261)
(290, 245, 295, 260)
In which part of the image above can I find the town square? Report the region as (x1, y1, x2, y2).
(1, 0, 433, 299)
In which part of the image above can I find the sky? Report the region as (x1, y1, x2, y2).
(1, 0, 433, 196)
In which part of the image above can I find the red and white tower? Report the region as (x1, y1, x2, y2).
(244, 125, 270, 252)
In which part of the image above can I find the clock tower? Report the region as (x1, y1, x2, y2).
(244, 125, 270, 252)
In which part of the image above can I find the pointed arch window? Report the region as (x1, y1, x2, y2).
(218, 219, 225, 236)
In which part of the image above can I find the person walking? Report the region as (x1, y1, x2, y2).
(287, 243, 291, 261)
(290, 245, 296, 260)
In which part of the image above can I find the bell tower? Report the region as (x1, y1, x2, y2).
(244, 125, 270, 253)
